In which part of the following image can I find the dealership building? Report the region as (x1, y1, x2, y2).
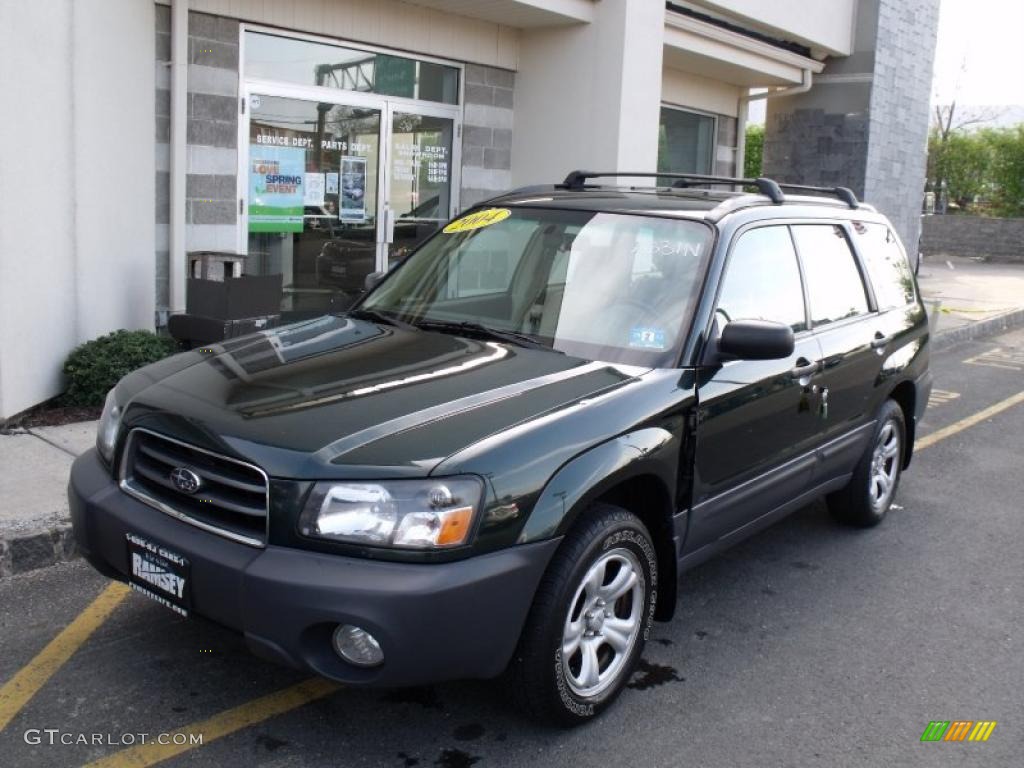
(0, 0, 939, 419)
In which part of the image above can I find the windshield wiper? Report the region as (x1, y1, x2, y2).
(415, 319, 558, 352)
(347, 308, 416, 330)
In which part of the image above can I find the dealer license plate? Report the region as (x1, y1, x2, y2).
(126, 533, 191, 617)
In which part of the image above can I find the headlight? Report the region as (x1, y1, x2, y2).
(96, 389, 123, 464)
(298, 477, 484, 549)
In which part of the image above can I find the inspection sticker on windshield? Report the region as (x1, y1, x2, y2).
(629, 327, 667, 350)
(443, 207, 511, 233)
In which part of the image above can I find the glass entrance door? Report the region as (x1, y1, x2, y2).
(246, 93, 382, 317)
(385, 108, 457, 269)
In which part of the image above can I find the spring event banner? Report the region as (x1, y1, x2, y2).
(249, 145, 304, 233)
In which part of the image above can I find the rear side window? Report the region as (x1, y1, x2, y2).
(792, 225, 869, 326)
(718, 226, 806, 333)
(855, 223, 916, 309)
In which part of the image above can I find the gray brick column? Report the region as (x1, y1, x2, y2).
(763, 0, 940, 251)
(155, 8, 239, 316)
(460, 64, 515, 209)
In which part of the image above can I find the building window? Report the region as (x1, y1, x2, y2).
(657, 106, 715, 178)
(244, 32, 460, 105)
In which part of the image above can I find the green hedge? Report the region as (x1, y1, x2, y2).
(62, 330, 178, 406)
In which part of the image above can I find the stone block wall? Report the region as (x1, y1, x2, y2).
(921, 215, 1024, 261)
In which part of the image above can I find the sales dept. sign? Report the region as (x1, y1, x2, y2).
(249, 145, 304, 233)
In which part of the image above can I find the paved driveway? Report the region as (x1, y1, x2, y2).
(2, 330, 1022, 767)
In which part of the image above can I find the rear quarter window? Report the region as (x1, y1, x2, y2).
(855, 223, 917, 310)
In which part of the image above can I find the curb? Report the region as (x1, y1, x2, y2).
(931, 306, 1024, 351)
(0, 523, 77, 579)
(2, 306, 1023, 581)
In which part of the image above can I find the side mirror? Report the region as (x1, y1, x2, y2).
(364, 271, 386, 291)
(717, 319, 794, 361)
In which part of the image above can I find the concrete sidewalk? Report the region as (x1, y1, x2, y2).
(917, 254, 1024, 348)
(2, 254, 1023, 578)
(0, 421, 97, 576)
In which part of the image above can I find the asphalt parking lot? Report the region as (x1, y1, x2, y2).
(2, 329, 1023, 768)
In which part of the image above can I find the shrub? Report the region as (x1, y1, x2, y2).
(62, 330, 178, 406)
(744, 124, 764, 179)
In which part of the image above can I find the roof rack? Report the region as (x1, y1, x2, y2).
(558, 170, 860, 209)
(775, 182, 859, 208)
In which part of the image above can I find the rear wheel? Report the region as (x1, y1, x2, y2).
(508, 503, 657, 725)
(828, 399, 906, 527)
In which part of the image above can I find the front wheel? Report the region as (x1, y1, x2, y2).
(828, 399, 906, 527)
(507, 503, 657, 725)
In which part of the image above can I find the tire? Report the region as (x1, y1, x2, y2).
(507, 503, 657, 726)
(828, 399, 906, 527)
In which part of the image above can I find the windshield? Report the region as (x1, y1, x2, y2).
(361, 206, 713, 366)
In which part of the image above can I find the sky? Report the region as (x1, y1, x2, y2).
(931, 0, 1024, 107)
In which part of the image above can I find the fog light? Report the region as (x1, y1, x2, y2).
(332, 624, 384, 667)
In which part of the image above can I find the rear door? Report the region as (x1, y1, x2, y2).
(689, 225, 825, 550)
(791, 223, 880, 483)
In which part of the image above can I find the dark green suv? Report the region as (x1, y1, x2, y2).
(70, 171, 931, 724)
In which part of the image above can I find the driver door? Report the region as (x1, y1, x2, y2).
(688, 225, 825, 551)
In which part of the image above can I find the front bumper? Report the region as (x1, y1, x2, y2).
(70, 449, 560, 686)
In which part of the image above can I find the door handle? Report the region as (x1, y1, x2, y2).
(790, 358, 820, 379)
(871, 332, 893, 349)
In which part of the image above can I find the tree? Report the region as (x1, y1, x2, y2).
(927, 128, 991, 210)
(985, 125, 1024, 217)
(928, 102, 1003, 210)
(744, 124, 763, 178)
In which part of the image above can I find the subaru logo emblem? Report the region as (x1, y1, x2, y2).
(170, 467, 202, 495)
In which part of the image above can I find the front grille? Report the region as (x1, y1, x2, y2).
(120, 428, 269, 547)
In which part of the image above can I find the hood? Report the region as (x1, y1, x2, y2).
(122, 315, 642, 478)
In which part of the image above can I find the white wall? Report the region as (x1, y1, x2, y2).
(689, 0, 856, 56)
(662, 67, 741, 117)
(511, 0, 665, 186)
(0, 0, 155, 418)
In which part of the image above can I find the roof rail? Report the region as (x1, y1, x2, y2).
(776, 183, 859, 208)
(559, 170, 783, 203)
(558, 170, 861, 209)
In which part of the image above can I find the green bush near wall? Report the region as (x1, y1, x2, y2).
(62, 330, 178, 406)
(744, 124, 764, 179)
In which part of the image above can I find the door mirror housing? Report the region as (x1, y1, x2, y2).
(717, 320, 795, 361)
(364, 271, 386, 291)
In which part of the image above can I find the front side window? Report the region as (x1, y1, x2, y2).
(362, 208, 713, 366)
(717, 226, 806, 333)
(855, 223, 916, 310)
(792, 225, 870, 326)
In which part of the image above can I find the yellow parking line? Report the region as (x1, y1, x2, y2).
(84, 677, 340, 768)
(917, 390, 1024, 451)
(0, 581, 130, 731)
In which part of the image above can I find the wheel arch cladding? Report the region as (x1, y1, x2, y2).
(888, 380, 916, 468)
(518, 427, 680, 621)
